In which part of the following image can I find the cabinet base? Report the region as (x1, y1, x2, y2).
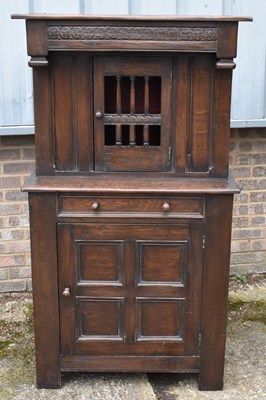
(60, 355, 200, 373)
(36, 367, 224, 391)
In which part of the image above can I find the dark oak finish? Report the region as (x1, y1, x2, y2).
(29, 193, 61, 388)
(22, 172, 240, 194)
(199, 195, 234, 390)
(58, 223, 202, 359)
(16, 14, 250, 391)
(32, 67, 54, 174)
(59, 195, 204, 217)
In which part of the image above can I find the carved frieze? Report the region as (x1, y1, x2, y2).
(104, 114, 162, 125)
(48, 25, 217, 42)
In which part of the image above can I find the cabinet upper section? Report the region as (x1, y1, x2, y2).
(12, 14, 251, 58)
(12, 15, 251, 178)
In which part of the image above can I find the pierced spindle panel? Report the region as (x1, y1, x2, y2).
(94, 56, 172, 172)
(104, 75, 161, 147)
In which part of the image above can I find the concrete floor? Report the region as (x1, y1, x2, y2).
(0, 281, 265, 400)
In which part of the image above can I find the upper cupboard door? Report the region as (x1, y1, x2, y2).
(93, 57, 172, 172)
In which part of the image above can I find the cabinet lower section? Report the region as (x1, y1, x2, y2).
(28, 191, 235, 391)
(58, 223, 202, 358)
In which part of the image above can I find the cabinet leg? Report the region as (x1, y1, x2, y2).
(198, 374, 223, 391)
(36, 368, 61, 389)
(198, 195, 234, 391)
(29, 193, 61, 389)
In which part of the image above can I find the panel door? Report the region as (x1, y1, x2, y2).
(93, 57, 172, 172)
(58, 223, 203, 357)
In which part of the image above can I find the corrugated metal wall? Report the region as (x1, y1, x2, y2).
(0, 0, 265, 134)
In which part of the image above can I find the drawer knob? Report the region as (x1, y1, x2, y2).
(95, 111, 103, 119)
(91, 201, 99, 211)
(63, 287, 71, 298)
(162, 202, 170, 212)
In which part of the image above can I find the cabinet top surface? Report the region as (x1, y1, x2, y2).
(22, 173, 240, 194)
(11, 14, 252, 22)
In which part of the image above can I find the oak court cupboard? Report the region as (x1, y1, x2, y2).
(12, 13, 252, 390)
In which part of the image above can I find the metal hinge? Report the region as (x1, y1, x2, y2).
(168, 147, 172, 162)
(202, 235, 206, 250)
(186, 153, 191, 170)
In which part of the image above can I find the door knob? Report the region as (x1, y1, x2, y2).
(91, 201, 99, 211)
(162, 202, 170, 212)
(62, 287, 71, 297)
(95, 111, 103, 119)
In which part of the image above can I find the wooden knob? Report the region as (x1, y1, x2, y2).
(95, 111, 103, 119)
(62, 287, 71, 297)
(162, 202, 170, 212)
(91, 201, 99, 211)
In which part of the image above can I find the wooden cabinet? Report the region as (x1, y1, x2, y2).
(13, 13, 251, 391)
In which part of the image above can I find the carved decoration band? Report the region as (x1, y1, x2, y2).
(104, 114, 161, 125)
(48, 25, 217, 42)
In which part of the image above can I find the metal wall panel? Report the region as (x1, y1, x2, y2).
(0, 0, 265, 134)
(30, 0, 81, 13)
(131, 0, 176, 14)
(84, 0, 129, 14)
(230, 0, 266, 126)
(176, 0, 223, 15)
(0, 0, 33, 129)
(175, 0, 266, 126)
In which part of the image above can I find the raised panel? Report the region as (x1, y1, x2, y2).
(136, 298, 184, 341)
(136, 241, 187, 286)
(77, 241, 124, 285)
(77, 298, 124, 340)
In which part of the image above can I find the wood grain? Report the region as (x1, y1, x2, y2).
(21, 15, 242, 390)
(29, 193, 61, 388)
(199, 195, 234, 390)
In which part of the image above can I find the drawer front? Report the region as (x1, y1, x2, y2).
(59, 196, 204, 217)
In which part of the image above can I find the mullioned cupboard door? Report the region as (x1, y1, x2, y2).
(58, 223, 203, 360)
(51, 54, 219, 176)
(93, 57, 172, 172)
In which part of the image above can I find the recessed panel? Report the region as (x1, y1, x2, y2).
(77, 241, 123, 284)
(136, 299, 184, 341)
(137, 241, 187, 285)
(78, 298, 124, 339)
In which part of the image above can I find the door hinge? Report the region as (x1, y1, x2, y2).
(168, 147, 172, 162)
(202, 235, 206, 250)
(186, 153, 191, 171)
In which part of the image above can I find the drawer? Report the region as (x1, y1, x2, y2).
(59, 196, 204, 217)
